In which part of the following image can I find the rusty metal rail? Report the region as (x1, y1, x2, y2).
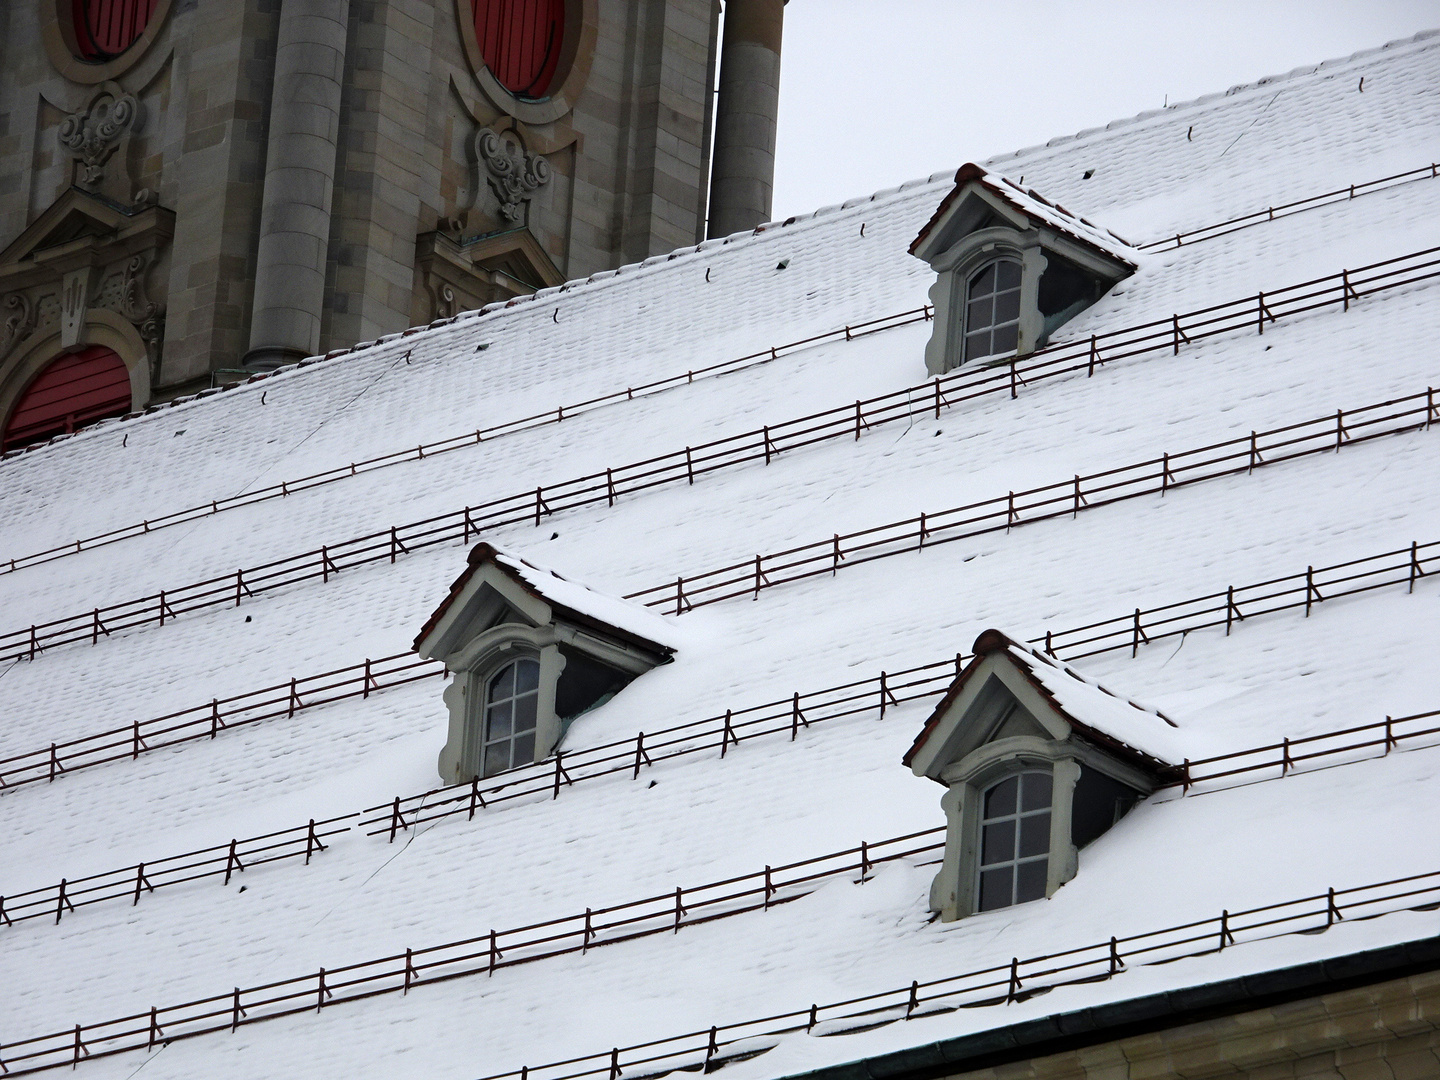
(0, 828, 944, 1074)
(2, 387, 1434, 794)
(2, 244, 1437, 666)
(0, 654, 439, 790)
(1137, 162, 1439, 252)
(626, 389, 1438, 612)
(2, 834, 1435, 1076)
(4, 536, 1438, 933)
(4, 158, 1433, 575)
(0, 306, 928, 576)
(0, 816, 352, 929)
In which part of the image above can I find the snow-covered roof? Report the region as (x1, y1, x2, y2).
(2, 28, 1440, 1080)
(909, 162, 1139, 267)
(904, 628, 1182, 772)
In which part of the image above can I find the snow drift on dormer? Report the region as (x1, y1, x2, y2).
(999, 632, 1185, 766)
(909, 162, 1139, 268)
(414, 541, 678, 658)
(906, 629, 1184, 772)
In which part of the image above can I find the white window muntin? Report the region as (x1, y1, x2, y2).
(962, 258, 1022, 363)
(481, 656, 540, 776)
(977, 769, 1052, 911)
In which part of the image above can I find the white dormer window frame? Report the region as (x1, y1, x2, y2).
(910, 165, 1137, 377)
(906, 630, 1179, 922)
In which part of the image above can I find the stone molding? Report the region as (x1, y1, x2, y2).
(414, 226, 564, 322)
(0, 189, 173, 384)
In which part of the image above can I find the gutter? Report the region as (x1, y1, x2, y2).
(775, 936, 1440, 1080)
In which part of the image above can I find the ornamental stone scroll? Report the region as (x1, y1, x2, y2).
(57, 85, 145, 192)
(475, 128, 551, 223)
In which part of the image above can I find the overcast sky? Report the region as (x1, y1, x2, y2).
(768, 2, 1439, 221)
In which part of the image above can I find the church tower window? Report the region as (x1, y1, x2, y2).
(72, 0, 158, 61)
(3, 346, 133, 452)
(473, 0, 566, 99)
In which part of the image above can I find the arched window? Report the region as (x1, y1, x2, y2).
(3, 346, 132, 452)
(73, 0, 159, 61)
(473, 0, 566, 99)
(963, 259, 1022, 364)
(482, 657, 540, 775)
(978, 770, 1052, 911)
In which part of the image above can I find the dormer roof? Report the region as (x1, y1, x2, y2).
(904, 628, 1182, 778)
(909, 162, 1138, 270)
(413, 541, 676, 663)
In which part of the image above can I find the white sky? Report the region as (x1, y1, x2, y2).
(768, 1, 1440, 220)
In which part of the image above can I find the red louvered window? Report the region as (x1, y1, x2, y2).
(3, 346, 132, 452)
(472, 0, 566, 99)
(72, 0, 159, 61)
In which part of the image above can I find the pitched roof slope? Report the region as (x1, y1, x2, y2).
(0, 30, 1439, 1080)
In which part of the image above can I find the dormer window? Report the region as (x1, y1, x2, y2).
(904, 629, 1182, 921)
(414, 544, 676, 783)
(910, 164, 1138, 375)
(978, 771, 1051, 911)
(482, 657, 541, 774)
(964, 259, 1022, 363)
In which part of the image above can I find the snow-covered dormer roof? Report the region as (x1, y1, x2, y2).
(909, 162, 1139, 270)
(904, 628, 1183, 777)
(414, 541, 677, 661)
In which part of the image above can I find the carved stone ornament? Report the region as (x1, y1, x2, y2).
(475, 128, 551, 222)
(120, 253, 165, 350)
(57, 89, 144, 189)
(1, 293, 39, 361)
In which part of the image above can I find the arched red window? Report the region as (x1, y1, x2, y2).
(73, 0, 159, 61)
(3, 346, 133, 452)
(473, 0, 566, 99)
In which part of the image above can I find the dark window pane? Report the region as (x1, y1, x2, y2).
(486, 700, 512, 739)
(1016, 859, 1048, 903)
(1019, 812, 1050, 858)
(489, 663, 515, 699)
(512, 732, 535, 766)
(985, 776, 1018, 817)
(512, 693, 538, 732)
(997, 260, 1022, 290)
(981, 820, 1016, 865)
(484, 741, 510, 777)
(967, 297, 992, 327)
(515, 659, 540, 693)
(979, 867, 1013, 911)
(991, 323, 1018, 355)
(1022, 771, 1053, 811)
(970, 263, 996, 295)
(994, 289, 1021, 324)
(964, 332, 990, 361)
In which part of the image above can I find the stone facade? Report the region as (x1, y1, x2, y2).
(0, 0, 724, 407)
(942, 969, 1440, 1080)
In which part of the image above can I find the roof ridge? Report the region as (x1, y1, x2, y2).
(984, 29, 1440, 169)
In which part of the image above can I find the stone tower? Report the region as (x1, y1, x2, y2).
(0, 0, 783, 450)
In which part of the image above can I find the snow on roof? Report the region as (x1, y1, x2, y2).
(908, 162, 1139, 265)
(2, 30, 1440, 1080)
(905, 628, 1182, 771)
(414, 540, 679, 657)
